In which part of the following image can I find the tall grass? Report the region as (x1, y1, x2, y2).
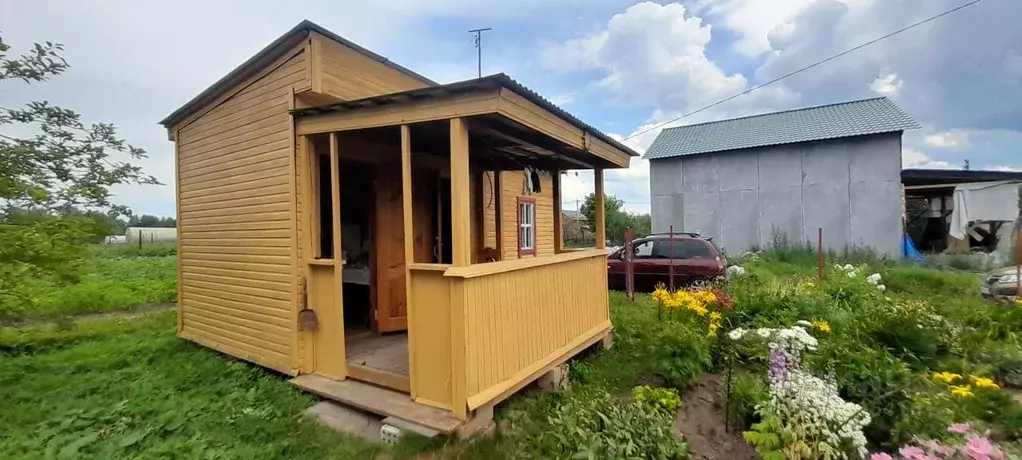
(1, 244, 177, 324)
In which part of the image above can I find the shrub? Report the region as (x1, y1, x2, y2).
(648, 321, 711, 388)
(632, 385, 682, 416)
(725, 374, 769, 429)
(532, 388, 688, 460)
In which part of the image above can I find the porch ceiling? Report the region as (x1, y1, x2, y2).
(293, 74, 636, 169)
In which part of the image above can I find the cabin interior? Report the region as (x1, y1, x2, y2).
(306, 119, 559, 388)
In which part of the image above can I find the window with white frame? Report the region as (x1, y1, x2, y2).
(518, 198, 536, 256)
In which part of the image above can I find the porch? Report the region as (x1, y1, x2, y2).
(291, 74, 635, 429)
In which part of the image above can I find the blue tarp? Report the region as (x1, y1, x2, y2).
(903, 233, 924, 261)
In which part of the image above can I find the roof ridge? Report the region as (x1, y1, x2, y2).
(660, 96, 891, 132)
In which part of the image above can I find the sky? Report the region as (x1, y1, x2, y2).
(1, 0, 1019, 217)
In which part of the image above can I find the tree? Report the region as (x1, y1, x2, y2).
(127, 214, 175, 228)
(1, 34, 158, 313)
(579, 193, 653, 245)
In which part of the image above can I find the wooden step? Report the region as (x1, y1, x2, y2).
(290, 374, 463, 435)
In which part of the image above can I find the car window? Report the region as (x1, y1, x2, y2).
(632, 241, 654, 259)
(654, 239, 712, 259)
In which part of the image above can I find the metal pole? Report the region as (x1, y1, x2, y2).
(669, 224, 675, 290)
(817, 227, 824, 280)
(469, 28, 492, 78)
(624, 227, 634, 301)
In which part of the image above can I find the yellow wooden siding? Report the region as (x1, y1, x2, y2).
(175, 50, 307, 375)
(442, 251, 610, 412)
(500, 172, 554, 260)
(408, 267, 453, 409)
(481, 172, 498, 250)
(313, 33, 429, 102)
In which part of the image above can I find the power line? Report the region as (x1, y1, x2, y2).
(623, 0, 986, 142)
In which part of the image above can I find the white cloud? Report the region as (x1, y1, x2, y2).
(923, 130, 970, 148)
(692, 0, 818, 57)
(902, 148, 954, 170)
(540, 2, 760, 113)
(869, 73, 902, 96)
(987, 165, 1022, 172)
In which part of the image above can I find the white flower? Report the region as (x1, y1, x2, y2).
(727, 328, 747, 341)
(842, 264, 854, 272)
(846, 271, 857, 278)
(727, 265, 746, 276)
(866, 273, 882, 285)
(876, 284, 886, 292)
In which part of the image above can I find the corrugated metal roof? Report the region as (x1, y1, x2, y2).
(294, 73, 639, 158)
(644, 97, 920, 160)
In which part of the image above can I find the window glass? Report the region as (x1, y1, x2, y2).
(632, 240, 654, 258)
(518, 201, 535, 253)
(654, 239, 712, 259)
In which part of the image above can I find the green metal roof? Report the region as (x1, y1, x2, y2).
(644, 97, 920, 160)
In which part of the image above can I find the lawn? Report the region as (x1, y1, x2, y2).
(0, 310, 379, 460)
(0, 243, 177, 324)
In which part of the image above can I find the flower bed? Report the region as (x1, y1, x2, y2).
(648, 252, 1022, 459)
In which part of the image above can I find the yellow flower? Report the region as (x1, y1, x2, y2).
(707, 311, 723, 337)
(811, 320, 831, 333)
(933, 371, 962, 384)
(801, 280, 816, 289)
(970, 376, 1000, 389)
(950, 385, 975, 398)
(652, 284, 670, 304)
(694, 289, 717, 305)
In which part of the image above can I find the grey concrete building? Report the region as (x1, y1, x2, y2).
(645, 97, 920, 256)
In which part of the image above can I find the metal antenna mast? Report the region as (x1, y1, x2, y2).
(469, 28, 492, 78)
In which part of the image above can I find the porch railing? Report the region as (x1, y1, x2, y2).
(408, 249, 611, 418)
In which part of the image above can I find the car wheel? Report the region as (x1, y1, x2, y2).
(690, 278, 711, 289)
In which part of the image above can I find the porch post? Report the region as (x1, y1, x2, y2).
(400, 124, 417, 397)
(449, 117, 471, 420)
(553, 170, 563, 253)
(595, 168, 606, 250)
(450, 118, 472, 267)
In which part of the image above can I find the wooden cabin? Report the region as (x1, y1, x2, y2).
(160, 20, 636, 435)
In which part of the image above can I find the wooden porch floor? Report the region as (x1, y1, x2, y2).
(345, 330, 409, 377)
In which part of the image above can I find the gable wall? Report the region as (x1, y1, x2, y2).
(174, 46, 309, 375)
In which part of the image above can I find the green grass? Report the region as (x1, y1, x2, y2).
(1, 244, 177, 324)
(0, 311, 379, 460)
(0, 293, 665, 460)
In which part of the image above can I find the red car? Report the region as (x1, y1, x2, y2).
(607, 233, 727, 291)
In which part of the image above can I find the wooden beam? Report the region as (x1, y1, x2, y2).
(494, 170, 503, 258)
(450, 118, 472, 267)
(400, 124, 417, 397)
(297, 91, 501, 135)
(496, 89, 632, 168)
(329, 131, 346, 373)
(594, 168, 606, 249)
(553, 170, 563, 253)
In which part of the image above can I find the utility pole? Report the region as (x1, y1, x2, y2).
(469, 28, 492, 78)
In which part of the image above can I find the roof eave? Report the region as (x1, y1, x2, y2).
(645, 129, 909, 161)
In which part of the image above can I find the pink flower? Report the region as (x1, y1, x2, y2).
(871, 454, 894, 460)
(964, 435, 1004, 460)
(899, 446, 926, 459)
(948, 423, 972, 435)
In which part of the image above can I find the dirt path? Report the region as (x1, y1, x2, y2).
(675, 374, 760, 460)
(3, 302, 176, 329)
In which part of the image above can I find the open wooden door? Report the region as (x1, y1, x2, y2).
(374, 166, 408, 332)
